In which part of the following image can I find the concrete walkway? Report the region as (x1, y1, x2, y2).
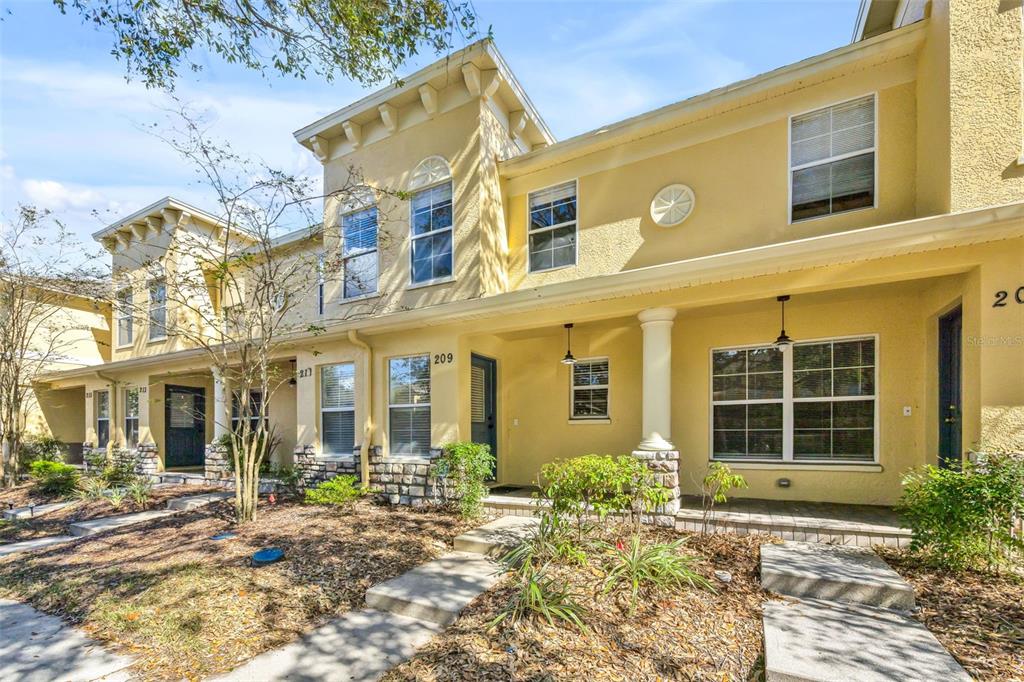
(0, 599, 133, 682)
(2, 502, 74, 521)
(761, 541, 970, 681)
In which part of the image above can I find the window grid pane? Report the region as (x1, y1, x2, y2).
(571, 359, 609, 419)
(410, 183, 453, 283)
(528, 180, 577, 272)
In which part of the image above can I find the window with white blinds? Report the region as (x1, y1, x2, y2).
(389, 355, 431, 456)
(124, 388, 139, 448)
(790, 95, 875, 222)
(711, 336, 877, 463)
(96, 390, 110, 448)
(528, 180, 577, 272)
(148, 279, 167, 340)
(342, 207, 378, 298)
(321, 363, 355, 455)
(116, 287, 133, 346)
(571, 358, 609, 419)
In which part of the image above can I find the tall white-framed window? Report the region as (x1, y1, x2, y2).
(409, 183, 453, 285)
(320, 363, 356, 455)
(116, 286, 133, 346)
(790, 94, 875, 222)
(95, 390, 110, 448)
(388, 355, 431, 456)
(710, 336, 877, 463)
(342, 206, 379, 298)
(570, 357, 609, 420)
(528, 180, 577, 272)
(148, 279, 167, 340)
(124, 388, 139, 448)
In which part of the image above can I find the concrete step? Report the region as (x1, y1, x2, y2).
(365, 551, 503, 626)
(212, 609, 441, 681)
(165, 491, 232, 511)
(0, 535, 76, 557)
(763, 598, 971, 682)
(761, 541, 916, 609)
(454, 515, 539, 558)
(68, 509, 176, 537)
(2, 502, 74, 521)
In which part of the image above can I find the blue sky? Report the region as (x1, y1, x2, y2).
(0, 0, 859, 242)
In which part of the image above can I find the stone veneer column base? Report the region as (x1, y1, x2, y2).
(368, 446, 443, 507)
(205, 443, 231, 480)
(632, 450, 681, 527)
(293, 445, 361, 488)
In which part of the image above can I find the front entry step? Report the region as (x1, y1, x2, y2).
(763, 598, 971, 682)
(365, 551, 502, 626)
(454, 515, 539, 558)
(761, 540, 915, 609)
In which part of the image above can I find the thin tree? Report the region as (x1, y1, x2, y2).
(51, 0, 478, 90)
(117, 107, 391, 522)
(0, 208, 104, 486)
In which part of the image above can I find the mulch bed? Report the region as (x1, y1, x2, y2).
(0, 498, 473, 681)
(878, 548, 1024, 682)
(382, 529, 773, 682)
(0, 484, 222, 544)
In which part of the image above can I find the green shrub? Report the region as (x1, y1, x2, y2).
(501, 511, 588, 570)
(268, 464, 302, 498)
(126, 479, 153, 508)
(106, 488, 127, 509)
(491, 562, 587, 630)
(18, 435, 66, 469)
(700, 462, 748, 534)
(600, 535, 712, 614)
(540, 455, 669, 539)
(898, 454, 1024, 571)
(76, 476, 108, 502)
(29, 460, 80, 497)
(304, 475, 367, 508)
(431, 441, 495, 518)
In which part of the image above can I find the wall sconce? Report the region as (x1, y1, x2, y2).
(561, 323, 577, 365)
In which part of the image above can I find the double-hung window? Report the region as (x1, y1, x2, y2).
(232, 390, 266, 434)
(96, 390, 110, 448)
(148, 279, 167, 340)
(342, 207, 379, 298)
(388, 355, 431, 456)
(116, 286, 133, 346)
(124, 388, 139, 448)
(528, 180, 577, 272)
(320, 363, 355, 455)
(571, 358, 609, 420)
(790, 95, 875, 222)
(711, 336, 877, 462)
(410, 183, 453, 284)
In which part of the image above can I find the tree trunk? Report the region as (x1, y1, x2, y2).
(1, 436, 16, 488)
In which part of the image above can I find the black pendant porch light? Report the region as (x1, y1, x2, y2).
(774, 295, 793, 348)
(561, 323, 577, 365)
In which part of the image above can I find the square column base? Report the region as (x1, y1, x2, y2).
(632, 450, 681, 527)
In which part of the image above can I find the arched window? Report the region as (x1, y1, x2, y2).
(408, 156, 454, 285)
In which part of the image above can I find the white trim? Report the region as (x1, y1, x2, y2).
(408, 179, 455, 287)
(407, 276, 455, 291)
(719, 461, 883, 473)
(569, 356, 610, 421)
(319, 362, 356, 456)
(788, 93, 878, 225)
(526, 178, 580, 274)
(386, 354, 432, 458)
(709, 333, 879, 465)
(340, 205, 380, 300)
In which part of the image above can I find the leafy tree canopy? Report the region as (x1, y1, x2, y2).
(53, 0, 478, 89)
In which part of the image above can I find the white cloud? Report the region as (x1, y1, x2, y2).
(21, 178, 102, 210)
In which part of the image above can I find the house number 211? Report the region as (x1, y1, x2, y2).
(993, 286, 1024, 307)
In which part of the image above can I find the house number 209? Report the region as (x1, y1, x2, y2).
(993, 286, 1024, 307)
(433, 353, 454, 364)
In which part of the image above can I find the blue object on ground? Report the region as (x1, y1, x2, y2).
(252, 547, 284, 566)
(211, 532, 237, 541)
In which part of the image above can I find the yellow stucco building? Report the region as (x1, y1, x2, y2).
(37, 0, 1024, 508)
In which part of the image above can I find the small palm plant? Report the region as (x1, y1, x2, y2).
(75, 476, 107, 502)
(600, 535, 713, 614)
(127, 479, 153, 508)
(106, 488, 127, 510)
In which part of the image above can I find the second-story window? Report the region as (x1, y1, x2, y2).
(528, 180, 577, 272)
(116, 286, 133, 346)
(790, 95, 875, 222)
(148, 279, 167, 340)
(410, 183, 453, 284)
(342, 206, 379, 298)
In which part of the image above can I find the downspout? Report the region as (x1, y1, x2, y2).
(347, 330, 373, 487)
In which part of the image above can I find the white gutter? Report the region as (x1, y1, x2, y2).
(41, 201, 1024, 382)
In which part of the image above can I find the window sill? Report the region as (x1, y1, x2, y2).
(407, 277, 455, 291)
(115, 343, 134, 350)
(789, 202, 876, 225)
(529, 263, 575, 275)
(318, 453, 355, 462)
(147, 336, 168, 345)
(339, 293, 380, 304)
(710, 459, 882, 472)
(568, 418, 610, 425)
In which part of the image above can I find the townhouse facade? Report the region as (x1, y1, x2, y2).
(36, 0, 1024, 507)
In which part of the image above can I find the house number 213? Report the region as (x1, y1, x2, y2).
(993, 286, 1024, 307)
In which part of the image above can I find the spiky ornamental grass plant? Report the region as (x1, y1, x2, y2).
(599, 535, 713, 615)
(490, 561, 588, 631)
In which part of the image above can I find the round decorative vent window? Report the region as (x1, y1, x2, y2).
(650, 184, 695, 227)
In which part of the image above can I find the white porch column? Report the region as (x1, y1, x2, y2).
(212, 368, 230, 441)
(637, 307, 677, 451)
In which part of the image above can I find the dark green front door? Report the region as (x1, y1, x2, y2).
(165, 385, 206, 468)
(938, 306, 962, 469)
(470, 354, 498, 479)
